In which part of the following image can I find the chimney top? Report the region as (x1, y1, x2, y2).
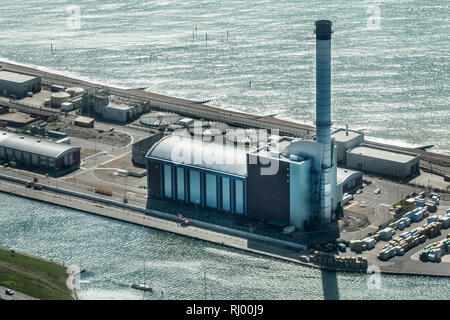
(314, 20, 333, 40)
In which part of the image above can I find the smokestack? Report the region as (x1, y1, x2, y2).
(314, 20, 333, 225)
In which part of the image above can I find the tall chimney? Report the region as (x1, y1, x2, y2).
(315, 20, 333, 225)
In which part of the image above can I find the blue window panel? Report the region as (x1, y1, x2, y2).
(222, 177, 230, 211)
(189, 170, 201, 204)
(206, 173, 217, 208)
(176, 167, 185, 201)
(235, 180, 244, 215)
(164, 164, 172, 198)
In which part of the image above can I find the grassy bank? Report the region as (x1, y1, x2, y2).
(0, 247, 73, 300)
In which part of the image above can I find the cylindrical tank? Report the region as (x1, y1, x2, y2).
(51, 92, 71, 108)
(61, 102, 74, 112)
(65, 87, 85, 98)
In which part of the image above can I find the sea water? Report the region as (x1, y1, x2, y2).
(0, 0, 449, 300)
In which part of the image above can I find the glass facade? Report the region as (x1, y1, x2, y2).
(151, 160, 247, 215)
(222, 177, 230, 211)
(189, 170, 201, 204)
(176, 167, 185, 201)
(235, 180, 244, 214)
(289, 159, 312, 229)
(164, 164, 172, 198)
(206, 173, 217, 208)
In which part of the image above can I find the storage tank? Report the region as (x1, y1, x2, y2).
(51, 92, 71, 108)
(188, 121, 229, 139)
(139, 111, 181, 129)
(66, 87, 85, 98)
(61, 102, 74, 112)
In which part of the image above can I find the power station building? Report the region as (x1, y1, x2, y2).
(146, 133, 341, 230)
(0, 130, 81, 174)
(0, 70, 41, 99)
(146, 20, 340, 230)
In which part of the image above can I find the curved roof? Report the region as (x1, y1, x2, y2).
(0, 131, 80, 159)
(147, 135, 247, 177)
(337, 167, 363, 186)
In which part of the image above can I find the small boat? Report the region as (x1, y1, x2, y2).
(131, 283, 153, 292)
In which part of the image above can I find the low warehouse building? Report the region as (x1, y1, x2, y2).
(0, 130, 80, 175)
(75, 116, 94, 128)
(0, 70, 41, 99)
(102, 103, 135, 123)
(346, 145, 419, 179)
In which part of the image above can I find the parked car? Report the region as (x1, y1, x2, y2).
(5, 289, 14, 296)
(26, 92, 33, 97)
(374, 189, 381, 194)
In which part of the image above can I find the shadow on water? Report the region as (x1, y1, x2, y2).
(320, 221, 341, 300)
(321, 269, 340, 300)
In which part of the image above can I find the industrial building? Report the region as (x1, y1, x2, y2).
(146, 20, 340, 230)
(82, 87, 143, 123)
(332, 127, 364, 164)
(102, 103, 136, 123)
(0, 130, 80, 174)
(0, 70, 41, 99)
(346, 145, 419, 179)
(337, 167, 363, 194)
(332, 127, 420, 179)
(75, 116, 94, 128)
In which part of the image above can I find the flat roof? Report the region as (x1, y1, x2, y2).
(332, 129, 363, 143)
(0, 130, 80, 158)
(75, 116, 94, 123)
(348, 146, 417, 164)
(105, 103, 134, 111)
(0, 70, 38, 83)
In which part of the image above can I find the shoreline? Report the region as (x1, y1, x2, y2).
(0, 61, 449, 281)
(1, 175, 449, 279)
(0, 245, 79, 300)
(1, 59, 450, 161)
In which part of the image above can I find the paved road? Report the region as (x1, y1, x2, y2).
(0, 285, 37, 300)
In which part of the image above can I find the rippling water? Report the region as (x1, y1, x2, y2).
(0, 0, 449, 154)
(0, 1, 449, 299)
(0, 192, 449, 300)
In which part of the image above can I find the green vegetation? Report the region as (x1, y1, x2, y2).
(393, 199, 415, 215)
(0, 247, 74, 300)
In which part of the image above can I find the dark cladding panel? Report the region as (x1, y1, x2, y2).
(148, 160, 161, 198)
(247, 154, 290, 222)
